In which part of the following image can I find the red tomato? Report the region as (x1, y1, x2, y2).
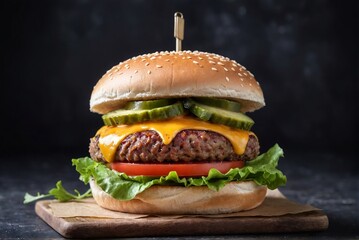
(110, 161, 245, 177)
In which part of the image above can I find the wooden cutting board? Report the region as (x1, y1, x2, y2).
(35, 198, 328, 238)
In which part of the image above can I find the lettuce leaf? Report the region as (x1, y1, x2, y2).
(72, 144, 286, 201)
(23, 181, 92, 203)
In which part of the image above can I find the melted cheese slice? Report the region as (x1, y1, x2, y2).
(96, 116, 253, 162)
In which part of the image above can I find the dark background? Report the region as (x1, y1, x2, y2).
(2, 0, 358, 158)
(1, 1, 359, 238)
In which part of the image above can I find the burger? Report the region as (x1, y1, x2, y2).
(72, 50, 286, 215)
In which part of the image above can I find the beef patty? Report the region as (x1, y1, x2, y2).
(89, 130, 259, 163)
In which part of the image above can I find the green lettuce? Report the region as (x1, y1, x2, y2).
(72, 144, 286, 201)
(23, 181, 92, 203)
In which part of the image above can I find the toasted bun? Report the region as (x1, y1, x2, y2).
(90, 51, 264, 114)
(90, 179, 267, 215)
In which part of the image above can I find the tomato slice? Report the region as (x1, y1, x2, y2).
(110, 161, 245, 177)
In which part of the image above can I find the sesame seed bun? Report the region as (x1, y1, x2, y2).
(90, 50, 265, 114)
(90, 179, 267, 215)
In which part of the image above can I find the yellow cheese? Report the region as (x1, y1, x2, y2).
(96, 116, 253, 162)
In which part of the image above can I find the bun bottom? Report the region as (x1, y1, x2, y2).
(90, 179, 267, 215)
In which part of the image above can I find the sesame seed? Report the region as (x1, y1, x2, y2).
(211, 67, 218, 71)
(226, 77, 230, 82)
(119, 72, 123, 75)
(165, 59, 170, 62)
(249, 72, 254, 77)
(145, 62, 150, 66)
(243, 72, 248, 76)
(224, 67, 228, 71)
(134, 70, 138, 74)
(198, 57, 203, 60)
(238, 73, 243, 77)
(156, 65, 162, 68)
(199, 65, 204, 68)
(249, 83, 252, 86)
(209, 61, 216, 64)
(150, 57, 156, 60)
(241, 83, 244, 87)
(256, 81, 260, 85)
(193, 60, 199, 64)
(125, 64, 130, 69)
(232, 63, 237, 67)
(187, 56, 192, 59)
(231, 68, 236, 71)
(240, 78, 244, 82)
(217, 62, 224, 66)
(147, 70, 151, 74)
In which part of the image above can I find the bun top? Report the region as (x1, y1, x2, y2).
(90, 50, 265, 114)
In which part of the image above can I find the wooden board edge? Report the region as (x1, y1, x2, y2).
(61, 212, 329, 238)
(35, 201, 329, 238)
(35, 201, 74, 238)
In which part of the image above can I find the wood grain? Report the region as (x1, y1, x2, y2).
(35, 200, 328, 238)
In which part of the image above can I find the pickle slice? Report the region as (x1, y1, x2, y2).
(124, 99, 176, 110)
(102, 102, 185, 126)
(184, 99, 254, 130)
(193, 97, 241, 112)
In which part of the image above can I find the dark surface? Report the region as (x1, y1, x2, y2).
(1, 151, 358, 239)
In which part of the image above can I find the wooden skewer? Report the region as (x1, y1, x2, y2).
(174, 12, 185, 51)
